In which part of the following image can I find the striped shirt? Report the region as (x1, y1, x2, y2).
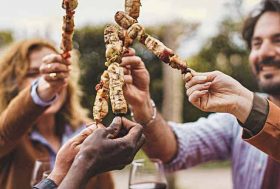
(164, 113, 268, 189)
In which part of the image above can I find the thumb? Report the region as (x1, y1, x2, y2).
(106, 117, 122, 138)
(121, 117, 141, 130)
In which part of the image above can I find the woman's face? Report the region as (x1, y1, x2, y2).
(22, 47, 67, 115)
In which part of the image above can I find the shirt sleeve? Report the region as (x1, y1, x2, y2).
(241, 93, 269, 138)
(33, 178, 57, 189)
(31, 79, 57, 107)
(242, 100, 280, 162)
(164, 113, 236, 172)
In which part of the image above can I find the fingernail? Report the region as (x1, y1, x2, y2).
(113, 117, 121, 124)
(196, 76, 207, 81)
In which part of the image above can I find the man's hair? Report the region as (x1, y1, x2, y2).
(242, 0, 280, 49)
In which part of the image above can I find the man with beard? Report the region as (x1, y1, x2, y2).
(121, 0, 280, 188)
(183, 0, 280, 161)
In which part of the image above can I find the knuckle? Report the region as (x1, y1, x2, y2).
(135, 56, 142, 63)
(51, 64, 58, 72)
(213, 70, 221, 75)
(188, 96, 193, 103)
(133, 123, 143, 130)
(39, 66, 45, 73)
(137, 124, 144, 132)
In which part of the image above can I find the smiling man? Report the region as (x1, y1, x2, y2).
(249, 12, 280, 97)
(184, 0, 280, 161)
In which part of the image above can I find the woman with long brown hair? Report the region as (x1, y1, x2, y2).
(0, 39, 114, 189)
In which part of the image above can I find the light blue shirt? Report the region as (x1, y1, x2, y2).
(31, 79, 57, 107)
(165, 113, 268, 189)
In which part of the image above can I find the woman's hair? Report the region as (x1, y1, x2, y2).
(242, 0, 280, 49)
(0, 39, 90, 130)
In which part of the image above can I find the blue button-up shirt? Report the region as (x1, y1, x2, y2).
(30, 125, 85, 169)
(165, 113, 268, 189)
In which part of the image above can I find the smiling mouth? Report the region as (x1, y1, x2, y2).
(258, 65, 279, 73)
(258, 66, 279, 79)
(256, 59, 280, 72)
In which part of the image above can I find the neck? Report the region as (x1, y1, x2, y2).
(36, 114, 56, 137)
(268, 95, 280, 107)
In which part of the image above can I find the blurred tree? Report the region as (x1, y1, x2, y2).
(161, 21, 199, 123)
(0, 31, 13, 48)
(160, 21, 198, 189)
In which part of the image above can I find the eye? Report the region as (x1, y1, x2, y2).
(251, 40, 262, 49)
(273, 37, 280, 45)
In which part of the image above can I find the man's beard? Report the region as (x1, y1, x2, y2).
(259, 81, 280, 95)
(255, 58, 280, 95)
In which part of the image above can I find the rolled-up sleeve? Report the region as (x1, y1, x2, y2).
(243, 99, 280, 162)
(241, 93, 269, 138)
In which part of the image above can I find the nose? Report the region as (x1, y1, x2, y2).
(258, 40, 277, 61)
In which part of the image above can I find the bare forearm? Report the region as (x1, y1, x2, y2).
(58, 157, 95, 189)
(230, 86, 254, 124)
(131, 97, 177, 163)
(142, 113, 177, 163)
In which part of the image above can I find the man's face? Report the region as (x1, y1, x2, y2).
(249, 11, 280, 95)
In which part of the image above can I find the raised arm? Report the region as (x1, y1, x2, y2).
(121, 49, 178, 163)
(184, 70, 280, 161)
(0, 54, 71, 157)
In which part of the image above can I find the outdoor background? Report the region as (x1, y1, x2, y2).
(0, 0, 261, 188)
